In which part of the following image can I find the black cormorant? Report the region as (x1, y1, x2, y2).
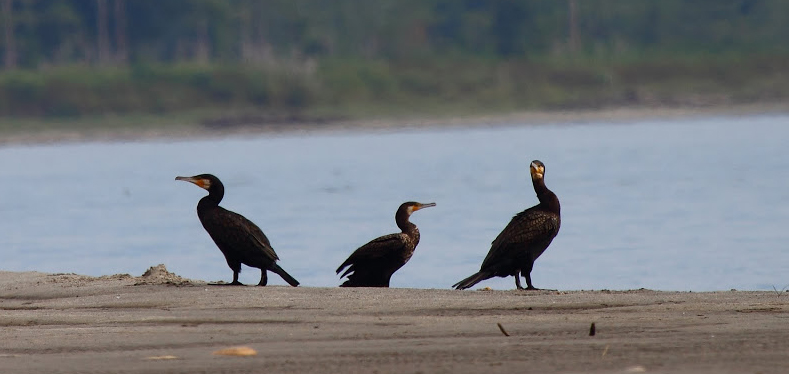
(337, 201, 436, 287)
(176, 174, 299, 287)
(453, 160, 560, 290)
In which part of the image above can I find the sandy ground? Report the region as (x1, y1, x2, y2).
(0, 266, 787, 374)
(1, 104, 787, 146)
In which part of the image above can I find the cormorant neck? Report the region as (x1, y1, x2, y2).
(395, 211, 418, 236)
(533, 177, 560, 214)
(201, 185, 224, 206)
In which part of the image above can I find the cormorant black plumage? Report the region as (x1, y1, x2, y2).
(453, 160, 560, 290)
(176, 174, 299, 287)
(337, 201, 436, 287)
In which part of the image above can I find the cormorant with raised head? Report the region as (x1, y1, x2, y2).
(337, 201, 436, 287)
(453, 160, 560, 290)
(176, 174, 299, 287)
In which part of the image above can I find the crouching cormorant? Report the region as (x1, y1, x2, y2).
(453, 160, 560, 290)
(337, 201, 436, 287)
(176, 174, 299, 287)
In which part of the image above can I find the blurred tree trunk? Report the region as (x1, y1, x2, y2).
(194, 18, 210, 63)
(96, 0, 110, 65)
(239, 8, 252, 62)
(568, 0, 579, 53)
(113, 0, 127, 63)
(1, 0, 15, 69)
(240, 4, 272, 64)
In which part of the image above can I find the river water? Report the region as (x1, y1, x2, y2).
(1, 114, 787, 291)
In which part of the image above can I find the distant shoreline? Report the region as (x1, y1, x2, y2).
(1, 103, 786, 147)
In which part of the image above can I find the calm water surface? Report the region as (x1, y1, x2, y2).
(2, 115, 787, 291)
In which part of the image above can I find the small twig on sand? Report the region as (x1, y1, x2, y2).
(601, 344, 610, 357)
(497, 323, 510, 337)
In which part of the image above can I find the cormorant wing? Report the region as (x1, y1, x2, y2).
(218, 208, 279, 262)
(244, 225, 279, 261)
(336, 233, 407, 275)
(481, 208, 560, 268)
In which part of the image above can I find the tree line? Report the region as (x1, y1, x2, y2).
(0, 0, 787, 118)
(1, 0, 787, 69)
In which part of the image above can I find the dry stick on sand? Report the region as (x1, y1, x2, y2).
(497, 323, 510, 337)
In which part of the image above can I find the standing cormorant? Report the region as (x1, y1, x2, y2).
(453, 160, 560, 290)
(337, 201, 436, 287)
(176, 174, 299, 287)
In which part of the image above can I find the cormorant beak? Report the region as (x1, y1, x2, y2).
(175, 176, 210, 190)
(415, 202, 437, 211)
(530, 162, 544, 179)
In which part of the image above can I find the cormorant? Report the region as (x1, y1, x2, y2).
(176, 174, 299, 287)
(337, 201, 436, 287)
(453, 160, 560, 290)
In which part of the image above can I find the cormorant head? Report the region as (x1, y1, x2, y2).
(175, 174, 225, 200)
(395, 201, 436, 230)
(400, 201, 437, 216)
(530, 160, 546, 180)
(175, 174, 221, 190)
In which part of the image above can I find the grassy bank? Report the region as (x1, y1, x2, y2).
(0, 54, 788, 130)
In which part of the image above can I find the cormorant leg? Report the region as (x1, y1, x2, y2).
(523, 261, 540, 290)
(524, 271, 540, 291)
(230, 270, 243, 285)
(258, 270, 268, 286)
(514, 271, 525, 290)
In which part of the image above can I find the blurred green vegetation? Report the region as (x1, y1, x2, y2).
(0, 63, 319, 116)
(1, 55, 785, 119)
(0, 0, 787, 122)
